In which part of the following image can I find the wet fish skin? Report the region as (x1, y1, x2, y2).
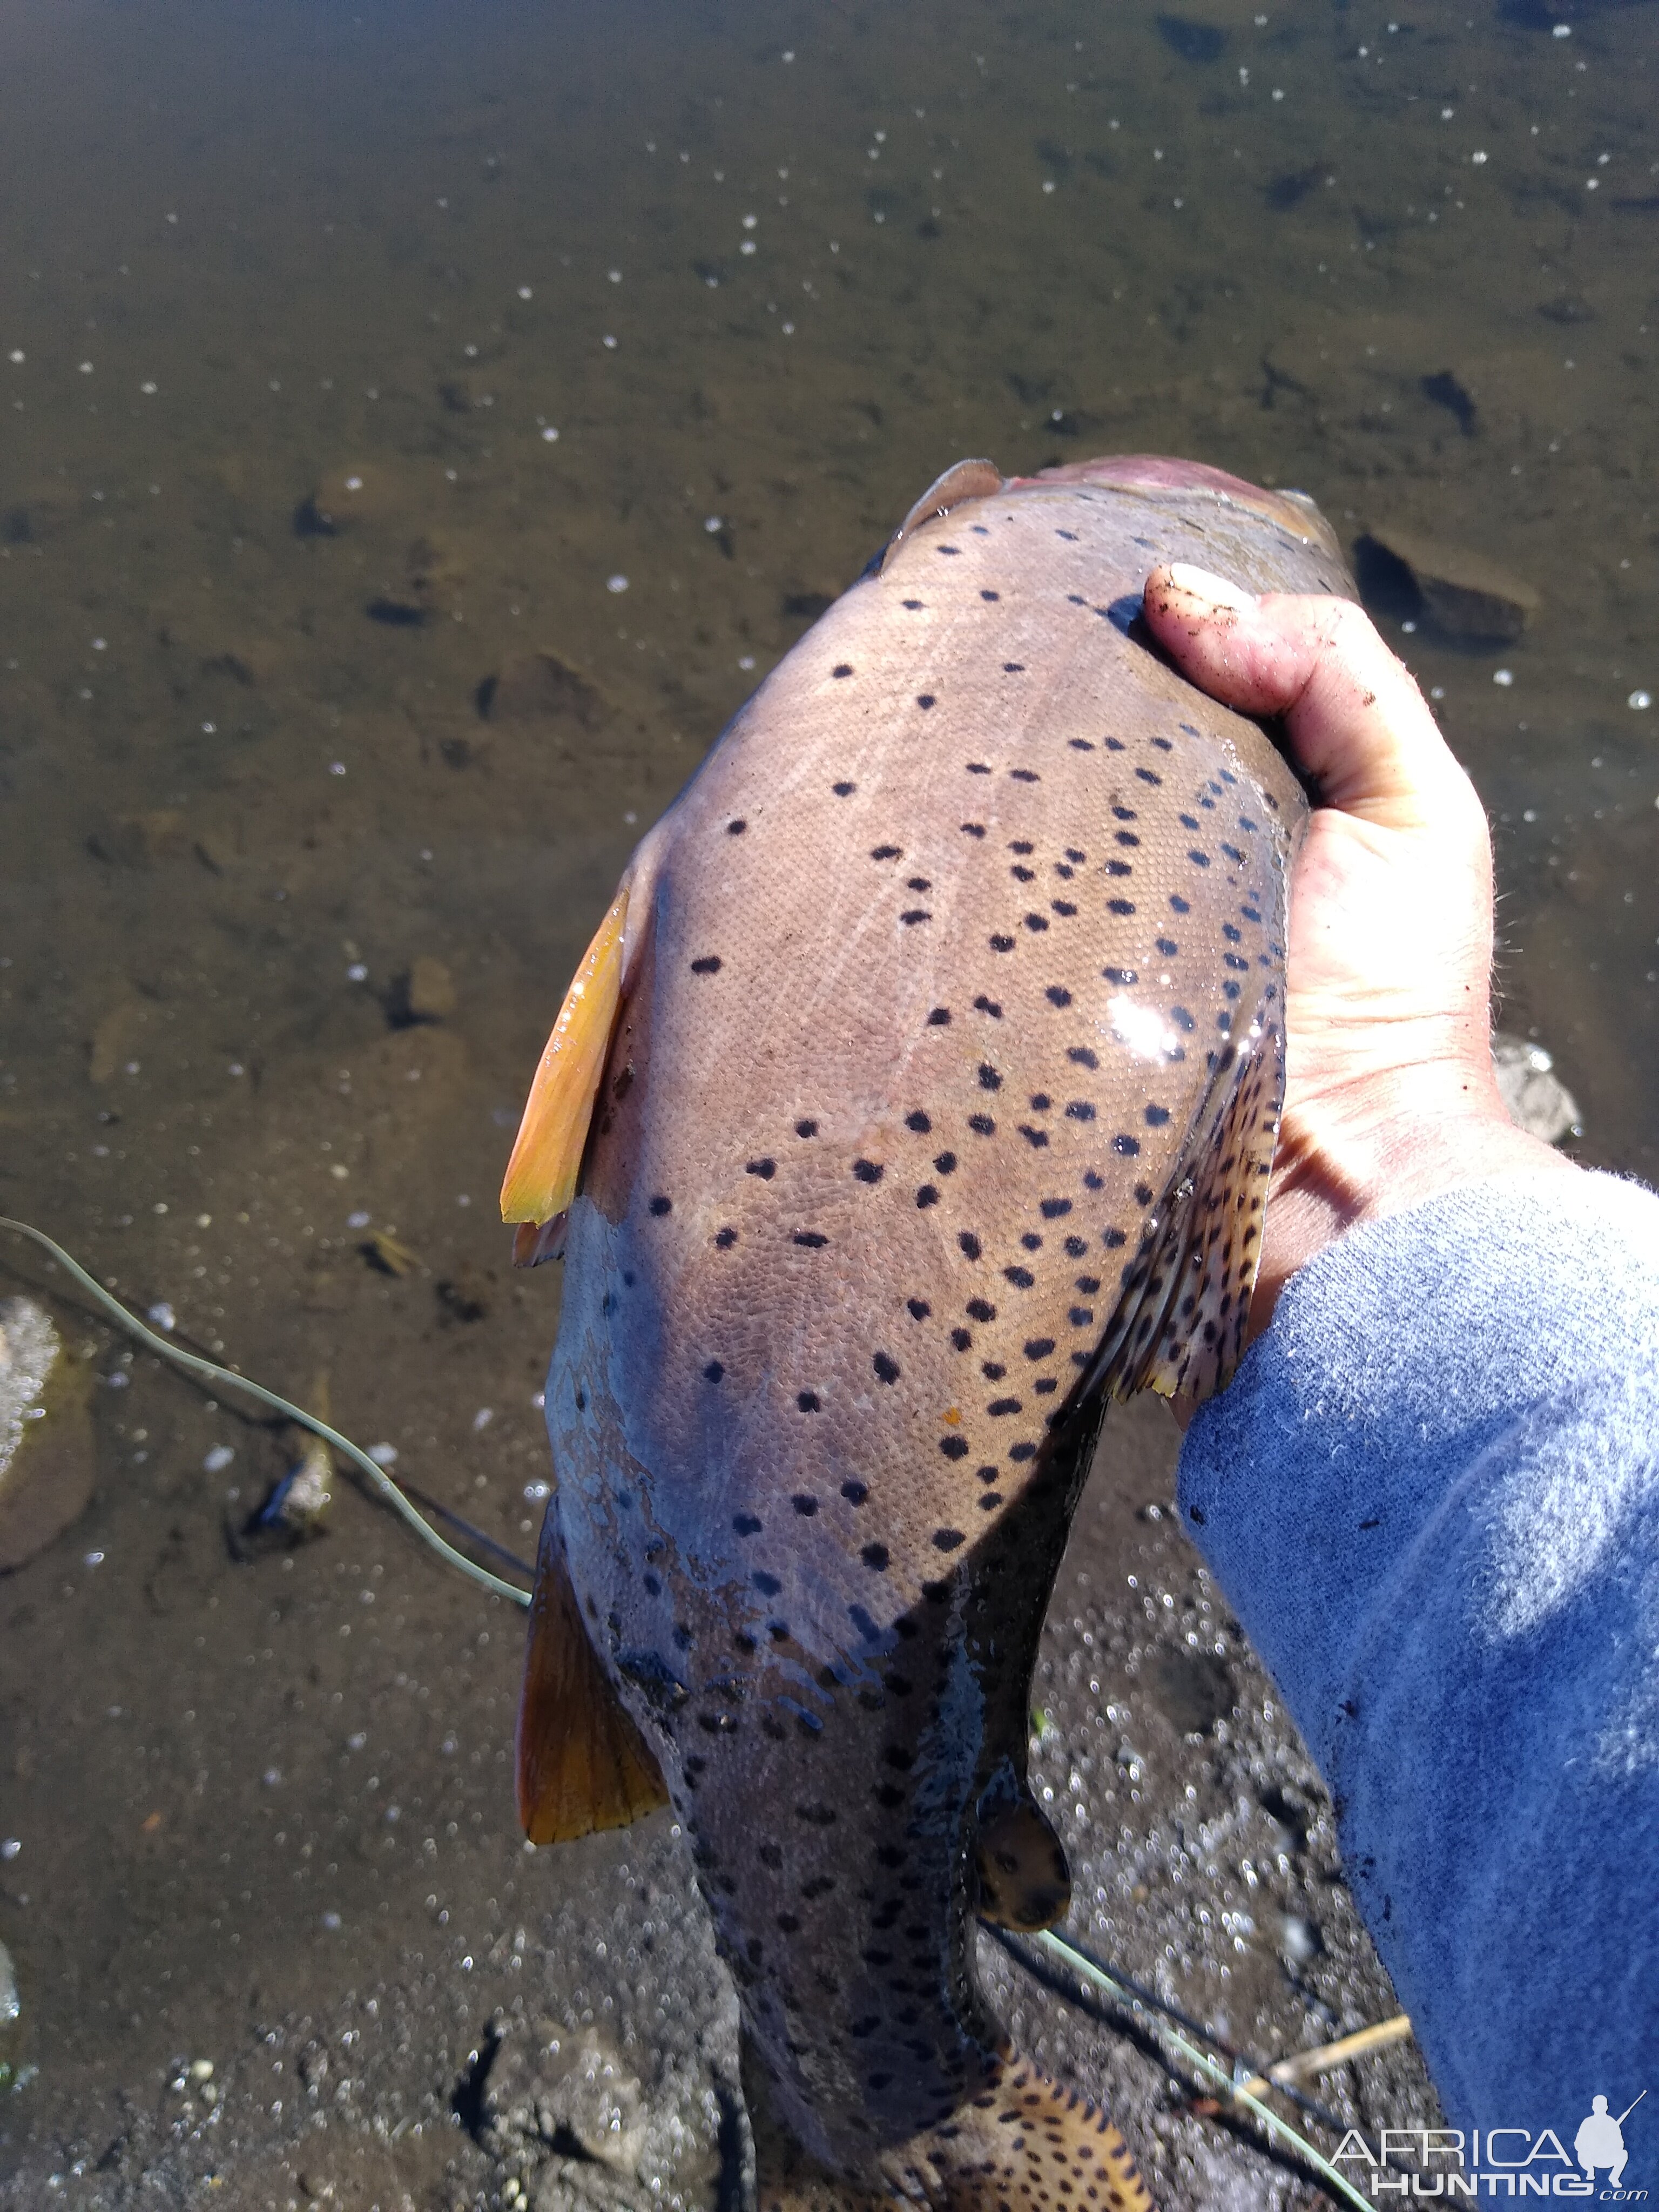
(529, 455, 1351, 2195)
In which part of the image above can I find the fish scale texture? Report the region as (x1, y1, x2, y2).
(1177, 1168, 1659, 2132)
(540, 464, 1351, 2187)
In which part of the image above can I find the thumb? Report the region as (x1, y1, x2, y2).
(1142, 562, 1474, 832)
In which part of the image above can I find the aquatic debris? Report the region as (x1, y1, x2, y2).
(0, 1294, 95, 1573)
(1011, 1929, 1375, 2212)
(1493, 1033, 1581, 1145)
(0, 1218, 529, 1607)
(1360, 522, 1539, 643)
(401, 955, 455, 1022)
(252, 1373, 334, 1537)
(360, 1228, 419, 1277)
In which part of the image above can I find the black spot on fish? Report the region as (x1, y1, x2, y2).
(852, 1159, 884, 1184)
(753, 1570, 781, 1596)
(691, 955, 722, 974)
(1010, 769, 1039, 784)
(907, 1298, 931, 1319)
(959, 1232, 983, 1260)
(1145, 1104, 1170, 1126)
(842, 1480, 869, 1505)
(916, 1185, 940, 1209)
(1065, 1101, 1096, 1122)
(1069, 738, 1094, 751)
(793, 1231, 828, 1249)
(935, 1151, 957, 1174)
(1040, 1198, 1071, 1219)
(978, 1063, 1002, 1091)
(901, 910, 931, 925)
(649, 1195, 673, 1216)
(966, 1298, 997, 1321)
(1064, 1235, 1087, 1256)
(1107, 898, 1135, 916)
(906, 1109, 933, 1132)
(907, 876, 930, 892)
(927, 1007, 952, 1026)
(797, 1391, 820, 1412)
(1103, 966, 1138, 986)
(704, 1360, 725, 1383)
(1003, 1266, 1035, 1289)
(747, 1157, 777, 1178)
(968, 1114, 996, 1135)
(727, 819, 746, 835)
(1067, 1047, 1098, 1069)
(1170, 893, 1191, 913)
(1188, 849, 1211, 869)
(981, 588, 1000, 601)
(873, 1352, 900, 1384)
(1004, 662, 1025, 674)
(714, 1226, 737, 1248)
(961, 822, 986, 838)
(989, 933, 1015, 952)
(1046, 986, 1073, 1008)
(832, 663, 854, 678)
(932, 1529, 965, 1552)
(966, 762, 991, 775)
(916, 694, 936, 710)
(1024, 1337, 1056, 1360)
(833, 781, 855, 796)
(734, 1513, 761, 1535)
(872, 844, 901, 860)
(987, 1398, 1021, 1417)
(861, 1542, 891, 1571)
(939, 1434, 970, 1460)
(950, 1327, 973, 1351)
(1157, 936, 1178, 955)
(795, 1119, 818, 1138)
(792, 1494, 819, 1516)
(1023, 913, 1049, 932)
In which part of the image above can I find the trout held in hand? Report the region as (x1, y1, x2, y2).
(502, 455, 1351, 2210)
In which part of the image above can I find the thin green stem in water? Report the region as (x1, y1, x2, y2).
(0, 1216, 531, 1609)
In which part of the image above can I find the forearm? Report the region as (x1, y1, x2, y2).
(1177, 1168, 1659, 2122)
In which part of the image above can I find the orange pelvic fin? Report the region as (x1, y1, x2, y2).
(500, 886, 630, 1249)
(516, 1512, 669, 1845)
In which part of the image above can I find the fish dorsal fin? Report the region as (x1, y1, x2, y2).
(500, 885, 630, 1262)
(746, 2041, 1155, 2212)
(1090, 1006, 1284, 1412)
(974, 1773, 1072, 1933)
(516, 1514, 670, 1845)
(880, 457, 1004, 570)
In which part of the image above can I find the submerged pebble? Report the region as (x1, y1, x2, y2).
(1493, 1033, 1582, 1145)
(0, 1297, 96, 1573)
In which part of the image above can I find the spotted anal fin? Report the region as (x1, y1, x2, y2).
(746, 2042, 1156, 2212)
(516, 1512, 669, 1845)
(1088, 1000, 1286, 1416)
(974, 1770, 1071, 1933)
(500, 885, 630, 1266)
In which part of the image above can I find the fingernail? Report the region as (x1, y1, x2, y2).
(1165, 562, 1256, 611)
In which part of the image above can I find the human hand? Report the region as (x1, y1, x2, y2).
(1142, 563, 1574, 1342)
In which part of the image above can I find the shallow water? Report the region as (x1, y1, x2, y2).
(0, 1, 1654, 2203)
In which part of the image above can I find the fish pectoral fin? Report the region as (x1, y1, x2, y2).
(500, 886, 630, 1253)
(747, 2043, 1155, 2212)
(516, 1517, 669, 1845)
(974, 1785, 1072, 1934)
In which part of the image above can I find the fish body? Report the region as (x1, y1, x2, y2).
(512, 457, 1351, 2205)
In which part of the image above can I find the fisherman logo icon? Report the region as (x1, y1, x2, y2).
(1577, 2094, 1645, 2194)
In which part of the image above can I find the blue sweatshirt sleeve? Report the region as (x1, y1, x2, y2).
(1176, 1168, 1659, 2127)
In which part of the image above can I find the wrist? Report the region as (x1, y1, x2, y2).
(1254, 1066, 1576, 1327)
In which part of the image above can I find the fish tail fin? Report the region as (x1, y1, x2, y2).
(748, 2045, 1156, 2212)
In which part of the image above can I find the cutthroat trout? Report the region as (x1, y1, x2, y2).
(503, 456, 1352, 2210)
